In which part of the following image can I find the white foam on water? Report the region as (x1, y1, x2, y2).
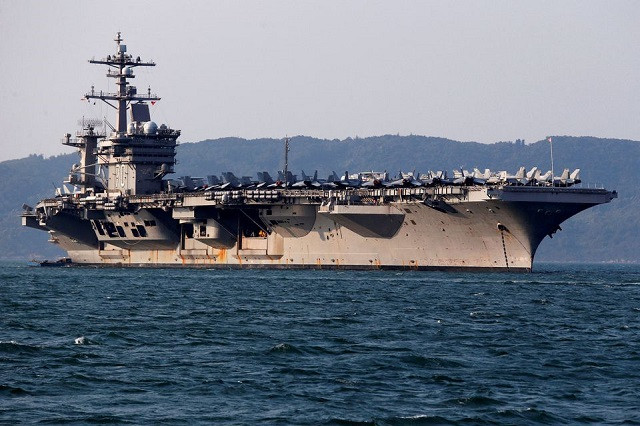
(74, 336, 90, 345)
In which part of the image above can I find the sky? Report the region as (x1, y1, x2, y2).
(1, 0, 639, 161)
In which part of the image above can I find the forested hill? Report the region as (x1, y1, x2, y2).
(4, 135, 639, 263)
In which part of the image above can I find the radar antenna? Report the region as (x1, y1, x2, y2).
(77, 117, 104, 129)
(84, 32, 159, 135)
(283, 136, 290, 187)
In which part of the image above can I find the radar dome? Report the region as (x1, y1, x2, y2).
(143, 121, 158, 135)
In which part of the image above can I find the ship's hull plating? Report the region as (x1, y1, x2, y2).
(25, 186, 615, 271)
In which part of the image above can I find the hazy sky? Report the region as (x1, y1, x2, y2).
(1, 0, 639, 161)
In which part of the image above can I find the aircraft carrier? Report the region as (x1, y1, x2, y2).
(21, 34, 617, 271)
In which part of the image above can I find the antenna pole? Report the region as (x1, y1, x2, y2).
(284, 136, 290, 187)
(548, 136, 555, 186)
(85, 32, 159, 135)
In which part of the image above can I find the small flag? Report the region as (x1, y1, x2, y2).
(151, 101, 156, 106)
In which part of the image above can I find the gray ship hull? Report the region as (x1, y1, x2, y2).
(23, 186, 616, 272)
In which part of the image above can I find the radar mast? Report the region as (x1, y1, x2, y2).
(80, 33, 180, 195)
(84, 32, 159, 135)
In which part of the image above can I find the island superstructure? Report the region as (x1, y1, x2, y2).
(21, 34, 617, 271)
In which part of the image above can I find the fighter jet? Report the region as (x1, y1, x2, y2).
(291, 170, 323, 189)
(178, 176, 196, 191)
(499, 167, 528, 185)
(534, 170, 553, 185)
(389, 171, 423, 187)
(452, 168, 482, 186)
(255, 171, 275, 188)
(206, 175, 221, 187)
(525, 167, 538, 184)
(552, 168, 580, 187)
(191, 177, 208, 191)
(326, 171, 361, 188)
(276, 171, 297, 187)
(219, 172, 255, 189)
(361, 172, 389, 188)
(417, 172, 436, 186)
(569, 169, 581, 185)
(473, 168, 501, 185)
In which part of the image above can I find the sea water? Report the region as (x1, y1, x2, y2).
(1, 262, 639, 424)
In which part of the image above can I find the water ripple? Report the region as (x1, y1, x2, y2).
(0, 262, 639, 424)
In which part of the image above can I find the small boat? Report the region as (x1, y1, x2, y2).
(37, 258, 72, 267)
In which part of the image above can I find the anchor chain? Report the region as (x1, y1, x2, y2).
(498, 223, 509, 270)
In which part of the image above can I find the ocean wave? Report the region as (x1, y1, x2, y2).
(37, 414, 134, 424)
(0, 340, 40, 353)
(267, 343, 303, 354)
(400, 355, 464, 368)
(0, 384, 31, 397)
(446, 395, 504, 407)
(74, 336, 95, 345)
(431, 374, 464, 383)
(497, 407, 565, 423)
(325, 414, 460, 425)
(278, 366, 322, 376)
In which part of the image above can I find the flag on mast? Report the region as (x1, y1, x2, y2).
(547, 136, 554, 184)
